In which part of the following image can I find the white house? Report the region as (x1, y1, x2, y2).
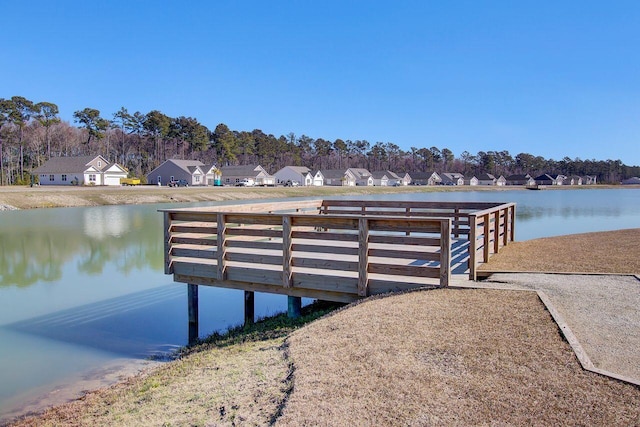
(477, 173, 497, 186)
(321, 169, 357, 186)
(440, 172, 465, 186)
(371, 171, 390, 186)
(396, 172, 412, 186)
(347, 168, 374, 186)
(409, 171, 441, 186)
(465, 176, 479, 186)
(311, 171, 324, 186)
(274, 166, 314, 186)
(33, 155, 128, 186)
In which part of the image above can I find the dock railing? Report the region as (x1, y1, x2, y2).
(163, 206, 452, 303)
(318, 200, 516, 280)
(468, 203, 516, 280)
(162, 199, 516, 302)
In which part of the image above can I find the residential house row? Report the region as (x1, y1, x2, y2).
(32, 156, 598, 188)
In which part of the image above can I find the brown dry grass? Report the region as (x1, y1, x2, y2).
(480, 228, 640, 274)
(277, 289, 640, 426)
(10, 338, 289, 427)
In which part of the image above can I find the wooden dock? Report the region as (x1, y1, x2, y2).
(161, 199, 516, 342)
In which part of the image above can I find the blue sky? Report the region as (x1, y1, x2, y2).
(2, 1, 639, 165)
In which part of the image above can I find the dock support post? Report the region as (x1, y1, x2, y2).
(188, 284, 199, 345)
(244, 290, 255, 325)
(288, 296, 302, 318)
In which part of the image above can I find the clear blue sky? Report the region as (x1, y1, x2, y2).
(2, 1, 639, 166)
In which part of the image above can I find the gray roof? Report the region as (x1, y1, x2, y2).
(348, 168, 372, 179)
(321, 169, 350, 179)
(409, 171, 439, 180)
(33, 155, 112, 174)
(283, 166, 311, 174)
(165, 159, 205, 174)
(477, 173, 496, 181)
(385, 171, 401, 179)
(220, 164, 261, 175)
(371, 171, 389, 179)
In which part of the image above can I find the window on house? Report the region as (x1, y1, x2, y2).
(170, 176, 174, 181)
(89, 174, 96, 182)
(49, 175, 54, 181)
(97, 161, 102, 167)
(195, 175, 200, 183)
(62, 175, 67, 182)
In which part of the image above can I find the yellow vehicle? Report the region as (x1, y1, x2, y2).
(120, 177, 141, 186)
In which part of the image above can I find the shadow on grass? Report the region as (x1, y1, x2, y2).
(182, 300, 346, 355)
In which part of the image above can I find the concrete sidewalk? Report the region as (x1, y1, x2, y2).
(452, 273, 640, 386)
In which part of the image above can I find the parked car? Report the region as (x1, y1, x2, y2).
(236, 178, 254, 187)
(284, 180, 299, 187)
(168, 179, 189, 187)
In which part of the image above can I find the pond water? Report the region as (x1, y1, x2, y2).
(0, 187, 638, 421)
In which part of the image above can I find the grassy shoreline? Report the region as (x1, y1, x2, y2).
(0, 183, 629, 210)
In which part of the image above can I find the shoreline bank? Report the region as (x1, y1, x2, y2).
(0, 184, 631, 210)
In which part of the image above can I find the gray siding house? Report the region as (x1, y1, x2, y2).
(220, 165, 274, 186)
(146, 159, 219, 186)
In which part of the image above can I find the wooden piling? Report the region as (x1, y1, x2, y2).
(288, 296, 302, 318)
(244, 290, 255, 325)
(188, 284, 199, 345)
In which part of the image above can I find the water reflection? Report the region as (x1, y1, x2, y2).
(0, 205, 164, 287)
(83, 206, 131, 239)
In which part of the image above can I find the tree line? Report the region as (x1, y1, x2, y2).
(1, 95, 638, 185)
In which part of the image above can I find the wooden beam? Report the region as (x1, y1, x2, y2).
(493, 210, 500, 254)
(164, 212, 173, 274)
(440, 219, 451, 287)
(217, 213, 227, 280)
(282, 215, 293, 288)
(469, 215, 477, 281)
(358, 217, 369, 297)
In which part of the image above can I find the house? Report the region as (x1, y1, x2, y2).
(33, 155, 128, 186)
(146, 159, 216, 186)
(409, 171, 441, 186)
(621, 177, 640, 185)
(321, 169, 357, 186)
(505, 174, 535, 186)
(347, 168, 373, 186)
(440, 172, 465, 186)
(534, 173, 566, 186)
(275, 166, 313, 186)
(201, 164, 222, 186)
(565, 176, 583, 185)
(534, 174, 556, 185)
(310, 171, 325, 186)
(371, 171, 390, 186)
(387, 171, 411, 186)
(220, 164, 275, 186)
(477, 173, 497, 186)
(582, 175, 597, 185)
(465, 176, 479, 186)
(496, 175, 507, 186)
